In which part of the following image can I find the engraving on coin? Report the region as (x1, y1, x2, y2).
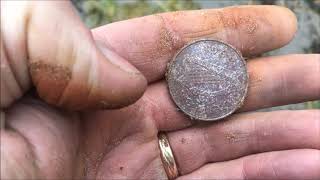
(166, 39, 248, 121)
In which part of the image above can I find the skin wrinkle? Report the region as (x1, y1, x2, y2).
(225, 130, 251, 144)
(83, 101, 157, 178)
(217, 9, 235, 45)
(96, 131, 124, 166)
(14, 102, 61, 140)
(8, 101, 80, 178)
(242, 156, 252, 179)
(279, 67, 290, 100)
(72, 116, 84, 179)
(84, 53, 95, 109)
(3, 1, 32, 92)
(57, 39, 104, 110)
(137, 99, 161, 135)
(21, 105, 61, 155)
(56, 40, 77, 107)
(1, 47, 19, 107)
(1, 39, 24, 94)
(140, 156, 166, 179)
(254, 113, 273, 153)
(94, 146, 115, 178)
(23, 3, 32, 90)
(56, 10, 90, 69)
(255, 154, 264, 178)
(246, 115, 260, 154)
(143, 85, 194, 131)
(142, 90, 168, 131)
(177, 10, 221, 39)
(135, 147, 159, 179)
(239, 60, 265, 110)
(126, 40, 155, 61)
(125, 47, 157, 65)
(81, 149, 98, 178)
(4, 124, 42, 178)
(247, 66, 262, 89)
(1, 73, 14, 106)
(241, 159, 249, 180)
(268, 60, 290, 105)
(223, 118, 252, 145)
(84, 45, 108, 110)
(253, 114, 263, 154)
(97, 138, 157, 178)
(270, 157, 279, 179)
(202, 126, 215, 167)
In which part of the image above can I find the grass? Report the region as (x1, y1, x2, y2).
(306, 101, 320, 109)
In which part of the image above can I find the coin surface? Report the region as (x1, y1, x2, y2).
(166, 39, 248, 121)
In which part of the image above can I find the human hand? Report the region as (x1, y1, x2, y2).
(1, 1, 320, 179)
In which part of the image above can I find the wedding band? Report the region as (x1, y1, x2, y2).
(158, 132, 179, 179)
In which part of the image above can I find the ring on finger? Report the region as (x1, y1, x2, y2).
(158, 132, 179, 179)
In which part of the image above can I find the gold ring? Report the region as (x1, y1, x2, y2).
(158, 132, 179, 179)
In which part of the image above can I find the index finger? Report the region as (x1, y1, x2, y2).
(93, 5, 297, 82)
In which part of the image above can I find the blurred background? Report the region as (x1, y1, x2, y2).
(72, 0, 320, 110)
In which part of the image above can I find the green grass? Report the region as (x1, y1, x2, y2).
(73, 0, 200, 28)
(306, 101, 320, 109)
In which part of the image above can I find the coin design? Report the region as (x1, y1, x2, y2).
(166, 39, 248, 121)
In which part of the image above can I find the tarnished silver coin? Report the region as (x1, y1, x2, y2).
(166, 39, 248, 121)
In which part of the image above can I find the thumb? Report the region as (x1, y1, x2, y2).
(1, 1, 147, 110)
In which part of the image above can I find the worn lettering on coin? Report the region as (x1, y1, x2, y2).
(166, 39, 248, 121)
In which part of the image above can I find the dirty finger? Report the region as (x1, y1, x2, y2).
(93, 5, 297, 82)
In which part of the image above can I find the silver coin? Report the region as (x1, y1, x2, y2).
(166, 39, 248, 121)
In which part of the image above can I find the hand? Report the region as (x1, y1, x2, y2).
(1, 1, 319, 179)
